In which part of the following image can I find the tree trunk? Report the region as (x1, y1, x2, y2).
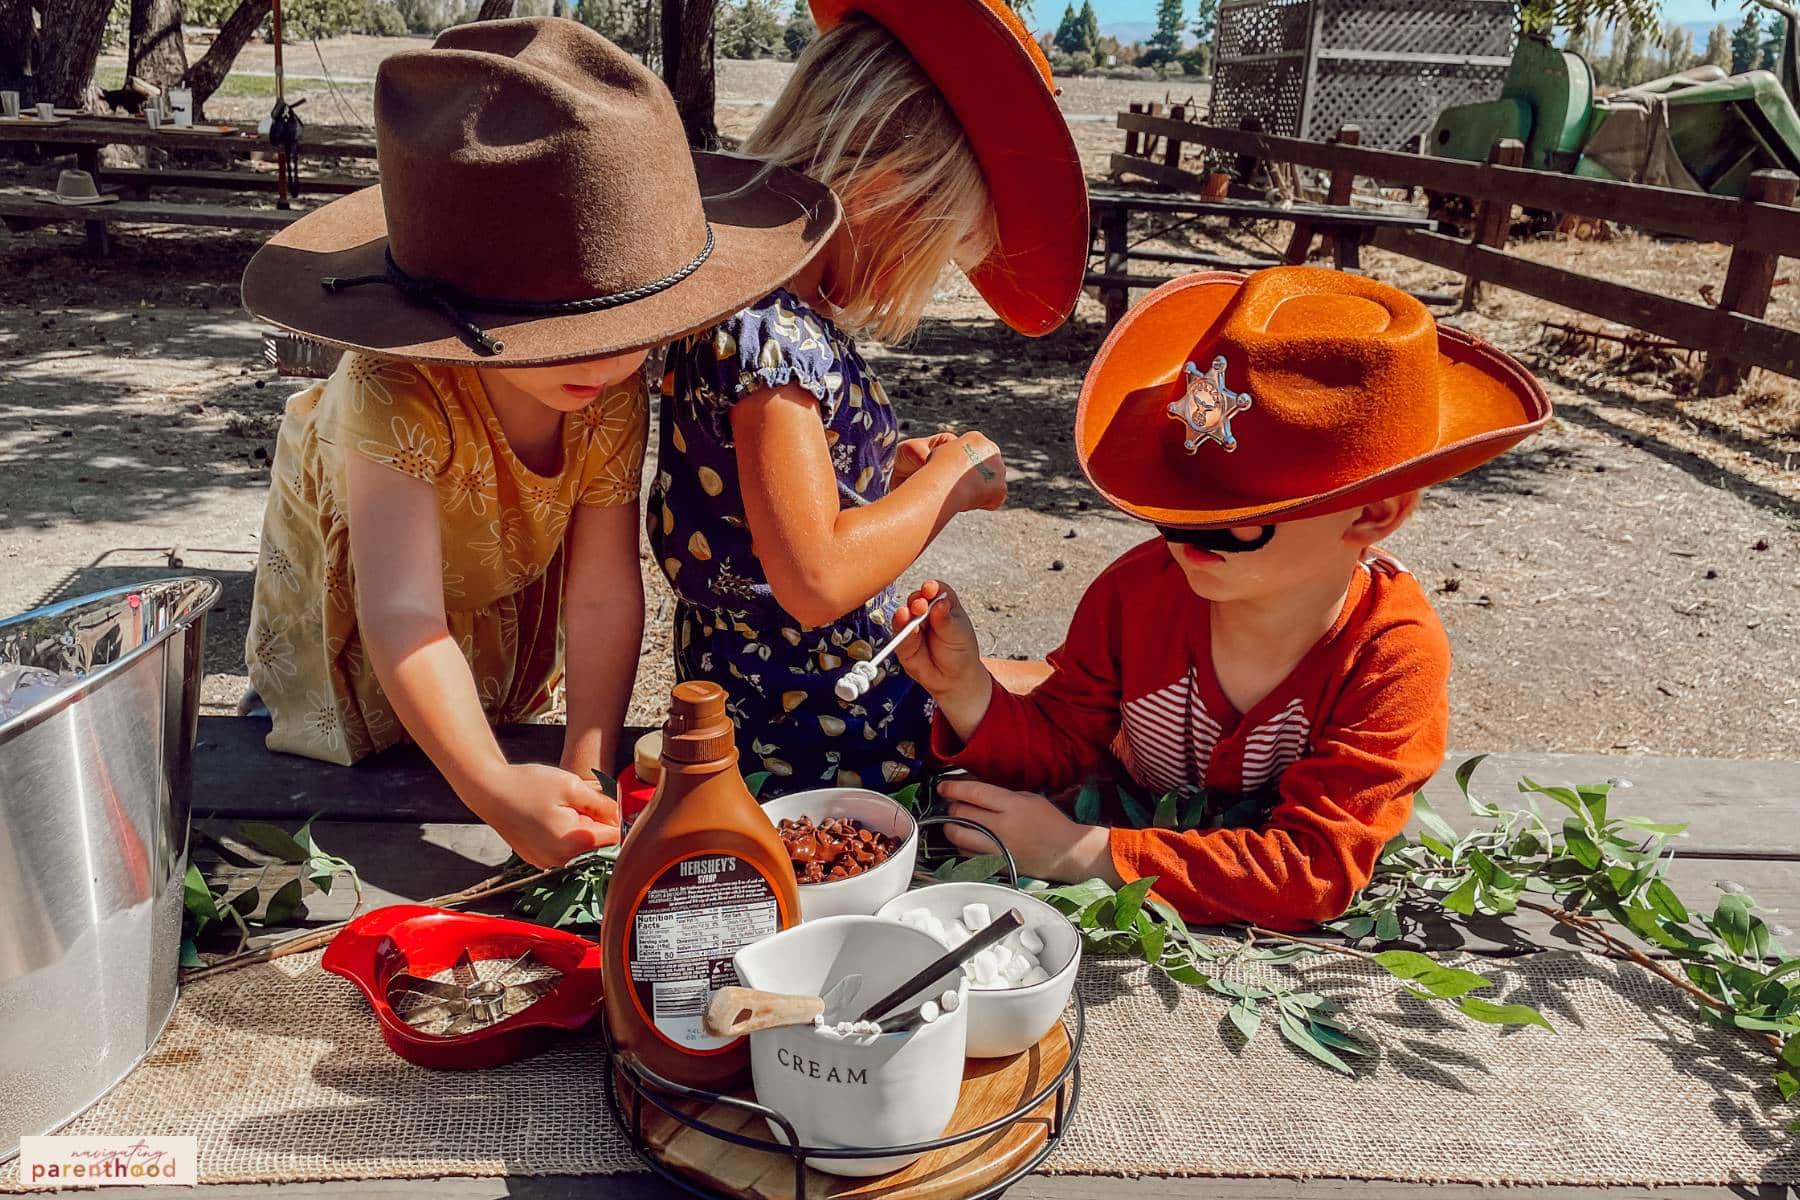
(475, 0, 513, 19)
(33, 0, 115, 107)
(0, 0, 34, 97)
(661, 0, 716, 148)
(128, 0, 189, 89)
(186, 0, 269, 119)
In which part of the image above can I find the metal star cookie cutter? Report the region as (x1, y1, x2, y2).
(1168, 355, 1253, 453)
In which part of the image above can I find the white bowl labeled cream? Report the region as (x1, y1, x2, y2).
(759, 788, 918, 921)
(733, 915, 969, 1176)
(877, 882, 1080, 1059)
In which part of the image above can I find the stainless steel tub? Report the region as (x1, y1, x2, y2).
(0, 578, 220, 1162)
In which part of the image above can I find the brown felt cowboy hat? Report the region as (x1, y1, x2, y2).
(242, 18, 839, 365)
(1077, 267, 1552, 528)
(810, 0, 1087, 337)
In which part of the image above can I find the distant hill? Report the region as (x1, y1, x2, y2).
(1100, 20, 1157, 45)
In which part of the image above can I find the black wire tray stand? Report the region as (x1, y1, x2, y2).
(601, 815, 1086, 1200)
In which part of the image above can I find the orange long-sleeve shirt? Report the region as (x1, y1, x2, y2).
(932, 538, 1451, 930)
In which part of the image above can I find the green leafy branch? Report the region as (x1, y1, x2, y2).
(1333, 756, 1798, 1111)
(181, 818, 362, 967)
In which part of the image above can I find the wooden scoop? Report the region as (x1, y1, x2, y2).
(703, 973, 864, 1038)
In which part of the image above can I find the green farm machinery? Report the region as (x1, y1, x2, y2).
(1426, 5, 1800, 199)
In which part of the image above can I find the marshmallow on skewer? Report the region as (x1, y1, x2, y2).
(832, 595, 946, 702)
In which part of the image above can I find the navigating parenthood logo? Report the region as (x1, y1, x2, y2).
(18, 1136, 198, 1188)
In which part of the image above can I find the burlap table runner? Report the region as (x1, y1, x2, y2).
(3, 947, 1794, 1189)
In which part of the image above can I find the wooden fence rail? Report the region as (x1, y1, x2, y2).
(1111, 109, 1800, 394)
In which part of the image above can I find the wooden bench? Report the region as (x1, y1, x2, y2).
(97, 165, 372, 200)
(0, 193, 298, 255)
(1086, 186, 1438, 325)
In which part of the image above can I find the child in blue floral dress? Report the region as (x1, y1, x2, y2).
(650, 1, 1086, 794)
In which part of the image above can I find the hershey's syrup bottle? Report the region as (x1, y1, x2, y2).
(601, 681, 800, 1088)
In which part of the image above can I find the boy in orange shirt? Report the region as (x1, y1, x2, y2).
(893, 267, 1550, 929)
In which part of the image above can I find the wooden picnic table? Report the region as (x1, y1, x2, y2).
(102, 716, 1791, 1200)
(1086, 187, 1438, 326)
(0, 114, 374, 253)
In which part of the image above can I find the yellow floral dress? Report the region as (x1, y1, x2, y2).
(246, 353, 648, 765)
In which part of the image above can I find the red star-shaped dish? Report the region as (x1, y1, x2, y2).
(1167, 355, 1253, 453)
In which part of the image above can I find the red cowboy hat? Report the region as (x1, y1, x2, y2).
(1076, 267, 1552, 528)
(810, 0, 1088, 337)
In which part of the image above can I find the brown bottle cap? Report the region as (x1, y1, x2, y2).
(662, 681, 737, 764)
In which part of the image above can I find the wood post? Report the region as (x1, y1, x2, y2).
(1231, 115, 1264, 193)
(1284, 123, 1359, 267)
(1123, 102, 1144, 158)
(76, 144, 109, 257)
(1699, 168, 1800, 396)
(1100, 203, 1130, 328)
(1459, 137, 1524, 311)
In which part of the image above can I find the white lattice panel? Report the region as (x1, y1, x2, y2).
(1208, 0, 1514, 150)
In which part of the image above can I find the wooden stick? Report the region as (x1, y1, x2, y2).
(180, 865, 549, 983)
(703, 986, 826, 1037)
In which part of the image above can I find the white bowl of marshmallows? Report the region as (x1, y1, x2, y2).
(876, 881, 1080, 1058)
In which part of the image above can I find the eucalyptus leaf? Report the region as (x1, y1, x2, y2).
(946, 854, 1006, 884)
(238, 821, 309, 864)
(1073, 784, 1102, 825)
(1278, 1012, 1353, 1075)
(1152, 791, 1179, 830)
(1454, 996, 1553, 1030)
(1226, 999, 1261, 1043)
(1413, 796, 1458, 845)
(1112, 877, 1156, 930)
(264, 878, 305, 925)
(1452, 754, 1488, 800)
(1374, 909, 1402, 943)
(183, 863, 219, 925)
(1373, 950, 1492, 999)
(1119, 790, 1152, 830)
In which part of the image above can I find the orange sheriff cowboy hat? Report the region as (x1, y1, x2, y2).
(1076, 267, 1552, 529)
(810, 0, 1087, 337)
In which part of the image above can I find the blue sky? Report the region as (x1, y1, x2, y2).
(1065, 0, 1742, 30)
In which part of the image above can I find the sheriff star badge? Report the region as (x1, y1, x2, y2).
(1168, 355, 1253, 453)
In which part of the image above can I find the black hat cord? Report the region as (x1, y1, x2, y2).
(321, 224, 716, 357)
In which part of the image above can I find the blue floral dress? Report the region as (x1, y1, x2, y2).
(650, 290, 930, 796)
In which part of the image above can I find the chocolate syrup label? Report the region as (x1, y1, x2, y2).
(627, 853, 781, 1052)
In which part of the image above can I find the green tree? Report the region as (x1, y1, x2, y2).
(1732, 7, 1764, 73)
(1053, 3, 1083, 54)
(1762, 12, 1786, 71)
(1142, 0, 1183, 66)
(781, 0, 814, 56)
(1610, 18, 1645, 83)
(1704, 22, 1731, 69)
(716, 0, 781, 58)
(1078, 0, 1099, 52)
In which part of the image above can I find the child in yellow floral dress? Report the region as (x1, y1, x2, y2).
(237, 18, 837, 866)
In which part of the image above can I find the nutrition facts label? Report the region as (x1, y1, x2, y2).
(628, 854, 781, 1051)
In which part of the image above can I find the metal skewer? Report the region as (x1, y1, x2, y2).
(834, 595, 946, 703)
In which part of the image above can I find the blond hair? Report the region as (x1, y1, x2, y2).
(740, 16, 995, 343)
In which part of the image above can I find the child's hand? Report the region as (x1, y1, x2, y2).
(477, 763, 621, 869)
(932, 431, 1007, 514)
(890, 580, 991, 738)
(892, 432, 959, 486)
(939, 778, 1121, 887)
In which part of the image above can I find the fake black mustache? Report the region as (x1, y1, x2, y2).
(1158, 525, 1278, 554)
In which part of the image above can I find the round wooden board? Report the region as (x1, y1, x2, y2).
(631, 1021, 1073, 1200)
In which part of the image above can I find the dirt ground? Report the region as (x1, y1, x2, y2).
(4, 37, 1797, 759)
